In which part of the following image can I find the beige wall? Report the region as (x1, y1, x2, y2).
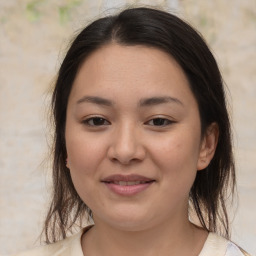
(0, 0, 255, 255)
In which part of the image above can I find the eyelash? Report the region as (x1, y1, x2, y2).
(82, 116, 174, 127)
(146, 118, 174, 126)
(82, 117, 110, 126)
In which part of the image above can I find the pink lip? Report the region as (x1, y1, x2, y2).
(101, 174, 155, 196)
(102, 174, 154, 182)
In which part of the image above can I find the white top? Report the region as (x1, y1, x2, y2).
(12, 227, 249, 256)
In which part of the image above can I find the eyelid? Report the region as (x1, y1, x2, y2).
(81, 115, 176, 127)
(82, 116, 111, 126)
(145, 117, 176, 126)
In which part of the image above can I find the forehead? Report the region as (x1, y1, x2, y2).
(75, 43, 185, 83)
(69, 43, 196, 108)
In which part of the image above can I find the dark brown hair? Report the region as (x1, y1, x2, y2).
(43, 7, 235, 243)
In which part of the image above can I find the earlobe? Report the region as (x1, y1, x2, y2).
(197, 123, 219, 171)
(66, 157, 69, 168)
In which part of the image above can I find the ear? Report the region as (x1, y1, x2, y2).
(197, 122, 219, 171)
(66, 157, 69, 168)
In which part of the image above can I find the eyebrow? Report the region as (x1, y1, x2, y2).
(139, 96, 183, 107)
(76, 96, 183, 107)
(76, 96, 113, 107)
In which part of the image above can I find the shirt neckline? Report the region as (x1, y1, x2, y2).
(74, 226, 228, 256)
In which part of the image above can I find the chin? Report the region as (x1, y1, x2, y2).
(94, 207, 155, 232)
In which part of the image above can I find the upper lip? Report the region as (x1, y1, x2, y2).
(101, 174, 155, 183)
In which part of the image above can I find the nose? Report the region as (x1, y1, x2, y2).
(107, 123, 146, 165)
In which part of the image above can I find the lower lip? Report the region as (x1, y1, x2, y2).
(103, 182, 154, 196)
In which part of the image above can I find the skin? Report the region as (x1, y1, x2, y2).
(65, 44, 218, 256)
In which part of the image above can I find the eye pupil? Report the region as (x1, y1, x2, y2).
(153, 118, 166, 126)
(93, 117, 105, 125)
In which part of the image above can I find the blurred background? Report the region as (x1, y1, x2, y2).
(0, 0, 255, 255)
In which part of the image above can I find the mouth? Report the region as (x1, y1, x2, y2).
(101, 174, 155, 196)
(104, 180, 154, 186)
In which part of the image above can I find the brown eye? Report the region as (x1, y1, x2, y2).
(147, 118, 173, 126)
(83, 117, 110, 126)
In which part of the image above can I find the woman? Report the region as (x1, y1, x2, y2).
(14, 7, 250, 256)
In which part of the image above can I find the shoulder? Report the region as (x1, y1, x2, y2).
(225, 242, 252, 256)
(11, 240, 67, 256)
(11, 229, 85, 256)
(199, 232, 251, 256)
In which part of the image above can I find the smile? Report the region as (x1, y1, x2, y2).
(102, 174, 155, 196)
(105, 180, 152, 186)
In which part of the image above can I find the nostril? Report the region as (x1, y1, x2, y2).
(107, 139, 146, 164)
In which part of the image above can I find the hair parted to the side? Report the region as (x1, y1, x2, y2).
(43, 7, 236, 243)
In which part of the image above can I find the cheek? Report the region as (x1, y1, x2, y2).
(153, 134, 200, 166)
(149, 131, 201, 185)
(66, 134, 106, 179)
(66, 136, 106, 206)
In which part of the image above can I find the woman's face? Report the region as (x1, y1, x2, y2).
(65, 44, 213, 231)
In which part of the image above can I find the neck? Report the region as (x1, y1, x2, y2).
(81, 217, 208, 256)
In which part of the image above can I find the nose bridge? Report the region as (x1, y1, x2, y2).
(109, 120, 145, 164)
